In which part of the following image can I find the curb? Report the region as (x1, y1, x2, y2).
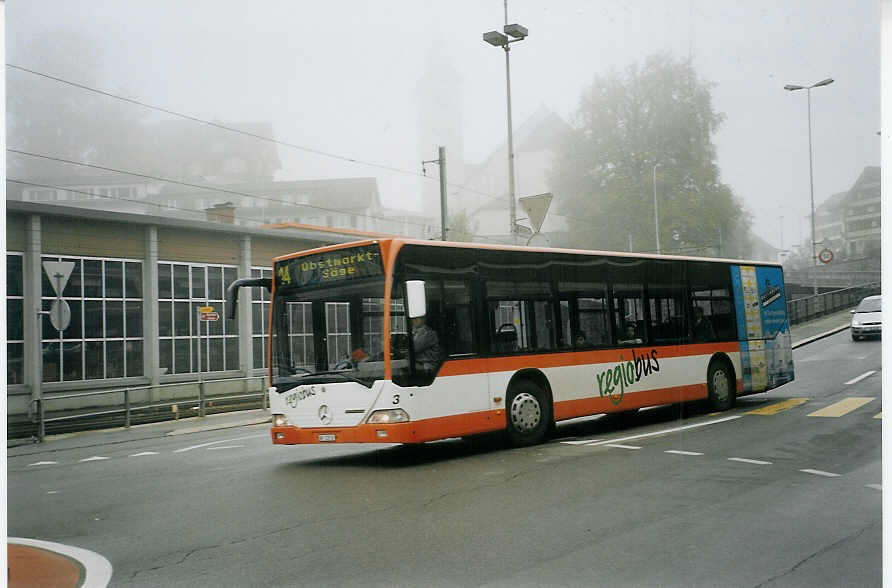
(166, 415, 271, 436)
(792, 324, 850, 349)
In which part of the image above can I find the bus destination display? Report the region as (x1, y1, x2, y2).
(276, 245, 382, 288)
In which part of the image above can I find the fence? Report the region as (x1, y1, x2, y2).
(28, 375, 267, 443)
(786, 282, 881, 325)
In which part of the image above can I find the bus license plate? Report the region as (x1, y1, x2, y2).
(318, 434, 336, 442)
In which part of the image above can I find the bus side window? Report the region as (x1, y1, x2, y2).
(612, 284, 646, 346)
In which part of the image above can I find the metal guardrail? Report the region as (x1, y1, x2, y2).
(30, 376, 268, 442)
(786, 282, 881, 325)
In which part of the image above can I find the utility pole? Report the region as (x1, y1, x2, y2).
(423, 146, 448, 240)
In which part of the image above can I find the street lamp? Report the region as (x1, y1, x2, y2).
(483, 18, 528, 244)
(784, 77, 834, 296)
(652, 162, 661, 254)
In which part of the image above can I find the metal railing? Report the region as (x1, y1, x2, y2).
(786, 282, 881, 325)
(29, 375, 268, 442)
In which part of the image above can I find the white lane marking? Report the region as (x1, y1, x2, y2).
(586, 415, 742, 447)
(606, 444, 641, 450)
(866, 484, 882, 491)
(800, 469, 841, 478)
(129, 451, 159, 457)
(79, 456, 110, 462)
(206, 445, 245, 450)
(10, 537, 113, 588)
(728, 457, 773, 465)
(46, 490, 61, 494)
(560, 439, 604, 445)
(665, 450, 703, 456)
(173, 433, 267, 453)
(844, 370, 877, 386)
(28, 461, 59, 466)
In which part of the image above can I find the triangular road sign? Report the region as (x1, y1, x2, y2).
(42, 261, 75, 296)
(519, 192, 553, 234)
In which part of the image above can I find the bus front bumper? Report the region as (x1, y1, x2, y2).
(271, 423, 424, 444)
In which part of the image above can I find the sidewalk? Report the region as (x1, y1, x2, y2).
(789, 307, 854, 347)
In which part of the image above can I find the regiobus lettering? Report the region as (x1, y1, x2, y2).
(224, 239, 794, 448)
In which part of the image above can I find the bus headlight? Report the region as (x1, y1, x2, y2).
(366, 409, 410, 424)
(272, 414, 289, 427)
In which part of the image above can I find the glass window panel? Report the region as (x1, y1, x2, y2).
(159, 339, 173, 375)
(225, 336, 239, 371)
(106, 301, 124, 338)
(125, 262, 142, 299)
(126, 341, 144, 377)
(209, 338, 224, 372)
(224, 267, 237, 290)
(62, 341, 83, 381)
(8, 343, 24, 385)
(7, 255, 23, 297)
(223, 303, 238, 335)
(42, 341, 60, 382)
(533, 300, 555, 351)
(126, 301, 143, 338)
(174, 339, 191, 373)
(104, 261, 123, 298)
(174, 302, 191, 337)
(62, 258, 82, 298)
(7, 299, 24, 341)
(612, 284, 645, 346)
(106, 340, 124, 378)
(41, 299, 54, 336)
(208, 309, 223, 336)
(173, 264, 189, 299)
(158, 264, 172, 299)
(84, 300, 104, 338)
(62, 300, 82, 340)
(192, 266, 206, 299)
(83, 260, 103, 298)
(252, 303, 264, 335)
(253, 337, 266, 369)
(159, 302, 173, 337)
(208, 267, 223, 300)
(85, 341, 104, 379)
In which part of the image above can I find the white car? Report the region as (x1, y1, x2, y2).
(851, 295, 881, 341)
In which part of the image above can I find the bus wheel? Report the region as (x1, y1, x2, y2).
(707, 360, 735, 411)
(506, 380, 551, 446)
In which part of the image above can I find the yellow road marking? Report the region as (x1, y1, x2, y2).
(747, 398, 809, 415)
(807, 397, 875, 418)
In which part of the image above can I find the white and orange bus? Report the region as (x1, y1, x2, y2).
(227, 239, 794, 447)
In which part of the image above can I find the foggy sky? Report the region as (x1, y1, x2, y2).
(6, 0, 881, 249)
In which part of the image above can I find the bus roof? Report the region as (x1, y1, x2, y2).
(273, 238, 783, 268)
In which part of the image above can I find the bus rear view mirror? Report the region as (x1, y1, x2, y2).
(406, 280, 426, 319)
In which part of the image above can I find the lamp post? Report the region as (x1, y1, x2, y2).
(652, 163, 661, 254)
(784, 77, 833, 296)
(483, 14, 528, 245)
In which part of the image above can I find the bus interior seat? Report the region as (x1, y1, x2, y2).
(492, 330, 517, 353)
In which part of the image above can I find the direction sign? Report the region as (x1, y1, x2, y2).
(519, 192, 553, 234)
(200, 311, 220, 322)
(199, 305, 214, 313)
(42, 261, 75, 296)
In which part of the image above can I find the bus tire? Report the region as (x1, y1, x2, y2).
(506, 379, 551, 447)
(707, 359, 735, 411)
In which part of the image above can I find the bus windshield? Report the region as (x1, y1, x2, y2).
(271, 277, 397, 390)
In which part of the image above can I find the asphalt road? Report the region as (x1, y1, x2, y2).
(8, 330, 881, 587)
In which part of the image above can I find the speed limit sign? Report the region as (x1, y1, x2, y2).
(818, 248, 833, 264)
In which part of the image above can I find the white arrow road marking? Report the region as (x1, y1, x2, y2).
(800, 469, 841, 478)
(606, 444, 641, 450)
(129, 452, 159, 457)
(586, 415, 742, 446)
(79, 456, 110, 462)
(173, 433, 267, 453)
(665, 450, 703, 456)
(728, 457, 773, 465)
(28, 461, 59, 466)
(844, 370, 877, 386)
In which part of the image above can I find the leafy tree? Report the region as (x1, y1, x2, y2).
(447, 209, 478, 242)
(549, 53, 751, 257)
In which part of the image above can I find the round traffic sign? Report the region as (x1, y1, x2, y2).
(818, 248, 833, 264)
(50, 299, 72, 331)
